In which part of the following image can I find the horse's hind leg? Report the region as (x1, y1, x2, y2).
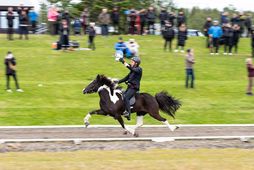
(148, 111, 178, 132)
(84, 109, 106, 127)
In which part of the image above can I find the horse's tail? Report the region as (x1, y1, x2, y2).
(155, 91, 181, 119)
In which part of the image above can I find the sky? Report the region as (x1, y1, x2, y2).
(32, 0, 253, 12)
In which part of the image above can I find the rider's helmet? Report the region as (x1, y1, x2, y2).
(131, 57, 141, 66)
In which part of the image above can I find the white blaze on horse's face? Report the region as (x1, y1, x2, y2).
(98, 85, 121, 104)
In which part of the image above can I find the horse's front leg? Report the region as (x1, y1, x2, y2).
(84, 109, 106, 127)
(116, 114, 135, 136)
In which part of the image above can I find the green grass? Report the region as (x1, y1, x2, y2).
(0, 34, 253, 125)
(1, 149, 254, 170)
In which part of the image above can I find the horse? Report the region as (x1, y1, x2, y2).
(82, 74, 181, 137)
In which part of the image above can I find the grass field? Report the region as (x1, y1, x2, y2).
(0, 149, 254, 170)
(0, 34, 253, 125)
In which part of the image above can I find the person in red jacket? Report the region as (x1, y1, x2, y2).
(246, 58, 254, 96)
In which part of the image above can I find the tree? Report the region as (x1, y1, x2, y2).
(39, 3, 48, 24)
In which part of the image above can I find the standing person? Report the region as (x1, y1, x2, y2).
(232, 24, 241, 54)
(162, 21, 175, 52)
(146, 7, 156, 35)
(5, 51, 23, 93)
(175, 24, 188, 53)
(203, 17, 213, 48)
(223, 23, 234, 55)
(111, 7, 120, 34)
(139, 9, 147, 35)
(117, 57, 142, 120)
(208, 20, 223, 55)
(59, 19, 70, 50)
(128, 9, 137, 35)
(246, 58, 254, 96)
(251, 27, 254, 58)
(245, 14, 252, 37)
(19, 10, 29, 40)
(47, 6, 59, 35)
(28, 7, 38, 34)
(73, 18, 82, 35)
(221, 11, 229, 26)
(177, 11, 186, 28)
(6, 7, 15, 40)
(159, 8, 168, 29)
(168, 11, 176, 26)
(98, 8, 111, 36)
(62, 10, 71, 27)
(88, 22, 96, 50)
(81, 8, 89, 34)
(185, 49, 195, 88)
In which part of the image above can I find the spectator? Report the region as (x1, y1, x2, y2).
(175, 24, 188, 53)
(203, 17, 213, 48)
(88, 22, 96, 50)
(114, 37, 132, 58)
(162, 21, 175, 52)
(59, 19, 70, 50)
(62, 10, 71, 27)
(223, 23, 234, 55)
(47, 6, 59, 35)
(55, 8, 62, 35)
(111, 7, 120, 34)
(251, 27, 254, 57)
(28, 7, 38, 34)
(126, 39, 139, 57)
(139, 9, 147, 35)
(168, 11, 176, 26)
(6, 7, 15, 40)
(177, 11, 186, 27)
(19, 10, 29, 40)
(221, 11, 229, 26)
(245, 14, 252, 37)
(232, 24, 241, 53)
(5, 51, 23, 93)
(81, 8, 89, 34)
(146, 7, 156, 35)
(128, 9, 137, 35)
(246, 58, 254, 96)
(73, 18, 82, 35)
(238, 12, 246, 35)
(159, 8, 168, 29)
(185, 49, 195, 88)
(208, 20, 223, 55)
(98, 8, 111, 36)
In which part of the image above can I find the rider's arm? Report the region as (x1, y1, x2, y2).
(118, 74, 129, 84)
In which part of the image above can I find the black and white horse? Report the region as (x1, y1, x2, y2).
(83, 74, 181, 136)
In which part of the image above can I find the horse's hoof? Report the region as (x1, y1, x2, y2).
(175, 126, 180, 130)
(85, 122, 90, 128)
(134, 132, 139, 137)
(123, 131, 128, 135)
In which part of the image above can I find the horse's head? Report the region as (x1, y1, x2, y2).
(83, 74, 115, 95)
(83, 75, 103, 94)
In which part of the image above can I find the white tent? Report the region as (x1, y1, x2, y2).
(0, 0, 33, 6)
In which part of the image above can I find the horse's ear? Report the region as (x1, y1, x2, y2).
(96, 74, 100, 80)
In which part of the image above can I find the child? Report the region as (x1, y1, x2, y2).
(162, 21, 175, 51)
(246, 58, 254, 95)
(175, 24, 187, 53)
(59, 19, 69, 50)
(5, 51, 23, 93)
(88, 22, 96, 50)
(126, 39, 139, 57)
(185, 49, 195, 88)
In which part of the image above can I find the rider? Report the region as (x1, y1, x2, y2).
(117, 57, 142, 120)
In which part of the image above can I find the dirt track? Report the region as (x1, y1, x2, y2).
(0, 126, 254, 152)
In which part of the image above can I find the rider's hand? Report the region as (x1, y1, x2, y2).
(119, 57, 125, 64)
(113, 80, 119, 84)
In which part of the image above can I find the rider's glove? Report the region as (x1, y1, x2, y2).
(119, 57, 125, 64)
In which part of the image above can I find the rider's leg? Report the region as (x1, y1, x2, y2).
(123, 88, 136, 119)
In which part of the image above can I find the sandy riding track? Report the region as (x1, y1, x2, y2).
(0, 125, 254, 152)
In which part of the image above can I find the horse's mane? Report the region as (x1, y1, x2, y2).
(99, 75, 116, 90)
